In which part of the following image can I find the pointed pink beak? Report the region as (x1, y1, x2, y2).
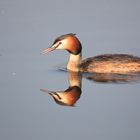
(42, 42, 61, 54)
(42, 46, 56, 54)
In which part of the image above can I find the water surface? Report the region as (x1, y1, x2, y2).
(0, 0, 140, 140)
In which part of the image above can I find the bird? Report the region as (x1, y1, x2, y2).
(42, 33, 140, 74)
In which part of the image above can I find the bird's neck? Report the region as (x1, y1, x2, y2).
(67, 53, 82, 72)
(68, 71, 82, 88)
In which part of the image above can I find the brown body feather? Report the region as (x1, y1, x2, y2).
(80, 54, 140, 73)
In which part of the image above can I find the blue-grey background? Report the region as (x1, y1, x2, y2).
(0, 0, 140, 140)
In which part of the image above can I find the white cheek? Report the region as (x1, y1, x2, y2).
(57, 40, 68, 49)
(57, 45, 64, 49)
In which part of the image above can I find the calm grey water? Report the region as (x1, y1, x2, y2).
(0, 0, 140, 140)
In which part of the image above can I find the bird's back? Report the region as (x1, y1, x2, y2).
(80, 54, 140, 73)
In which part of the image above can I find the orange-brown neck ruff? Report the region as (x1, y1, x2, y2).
(65, 37, 82, 55)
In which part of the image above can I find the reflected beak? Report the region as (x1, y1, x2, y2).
(40, 88, 56, 96)
(40, 88, 53, 95)
(40, 89, 61, 99)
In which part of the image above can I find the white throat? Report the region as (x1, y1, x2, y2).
(67, 53, 82, 72)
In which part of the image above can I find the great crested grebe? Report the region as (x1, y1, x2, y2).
(43, 33, 140, 74)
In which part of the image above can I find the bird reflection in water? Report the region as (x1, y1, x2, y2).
(85, 72, 140, 83)
(40, 71, 82, 106)
(40, 70, 140, 106)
